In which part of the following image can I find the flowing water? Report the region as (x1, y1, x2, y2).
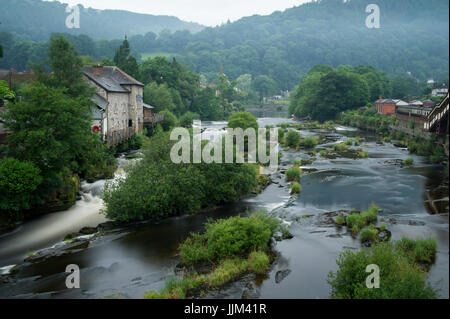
(0, 118, 448, 299)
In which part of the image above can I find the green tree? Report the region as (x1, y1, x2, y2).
(4, 83, 92, 191)
(252, 75, 277, 105)
(0, 80, 15, 100)
(36, 34, 93, 99)
(228, 111, 258, 131)
(159, 109, 178, 131)
(0, 157, 43, 212)
(143, 82, 176, 113)
(113, 37, 139, 79)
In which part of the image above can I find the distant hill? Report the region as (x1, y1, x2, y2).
(139, 0, 448, 88)
(0, 0, 204, 41)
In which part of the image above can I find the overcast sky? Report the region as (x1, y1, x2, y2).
(46, 0, 310, 26)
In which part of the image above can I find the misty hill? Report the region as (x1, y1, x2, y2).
(136, 0, 449, 88)
(0, 0, 204, 41)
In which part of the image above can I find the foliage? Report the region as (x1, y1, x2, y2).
(0, 157, 42, 212)
(0, 80, 15, 100)
(302, 137, 318, 148)
(285, 167, 302, 182)
(159, 109, 178, 131)
(227, 111, 258, 131)
(179, 211, 279, 264)
(290, 182, 301, 194)
(285, 130, 301, 148)
(102, 132, 258, 221)
(179, 111, 200, 128)
(403, 158, 414, 166)
(328, 241, 438, 299)
(360, 228, 378, 243)
(113, 37, 139, 79)
(247, 251, 271, 274)
(396, 237, 438, 265)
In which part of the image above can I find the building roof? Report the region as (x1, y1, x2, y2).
(143, 103, 154, 109)
(91, 93, 109, 110)
(375, 99, 395, 104)
(83, 65, 144, 93)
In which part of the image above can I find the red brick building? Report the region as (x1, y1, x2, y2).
(374, 97, 396, 115)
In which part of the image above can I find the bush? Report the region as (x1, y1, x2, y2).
(179, 211, 281, 264)
(248, 251, 270, 274)
(335, 215, 345, 225)
(360, 228, 378, 243)
(396, 237, 437, 265)
(103, 133, 258, 221)
(285, 130, 301, 147)
(286, 167, 302, 182)
(403, 158, 414, 166)
(179, 111, 200, 128)
(302, 137, 318, 148)
(159, 109, 178, 131)
(0, 157, 43, 212)
(328, 242, 438, 299)
(290, 182, 301, 194)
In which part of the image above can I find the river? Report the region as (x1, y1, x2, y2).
(0, 117, 448, 299)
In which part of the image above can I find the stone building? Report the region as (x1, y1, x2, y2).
(83, 65, 145, 146)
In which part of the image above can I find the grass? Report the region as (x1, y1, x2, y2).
(144, 251, 271, 299)
(344, 205, 380, 235)
(403, 158, 414, 166)
(334, 143, 350, 152)
(292, 160, 302, 167)
(247, 251, 271, 274)
(285, 130, 301, 148)
(379, 223, 387, 231)
(396, 237, 438, 265)
(285, 167, 302, 182)
(290, 182, 301, 194)
(302, 137, 318, 148)
(360, 228, 378, 243)
(345, 139, 354, 146)
(335, 215, 345, 225)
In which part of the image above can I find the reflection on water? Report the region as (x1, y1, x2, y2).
(0, 118, 448, 299)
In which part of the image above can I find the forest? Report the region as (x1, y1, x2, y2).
(0, 0, 448, 92)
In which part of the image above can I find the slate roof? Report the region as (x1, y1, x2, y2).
(83, 66, 144, 93)
(143, 103, 154, 109)
(91, 93, 109, 110)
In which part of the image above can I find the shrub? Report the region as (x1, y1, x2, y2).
(290, 182, 301, 194)
(206, 214, 274, 259)
(179, 211, 281, 264)
(379, 223, 387, 231)
(360, 228, 378, 243)
(247, 251, 270, 274)
(285, 130, 301, 147)
(346, 214, 363, 229)
(278, 128, 285, 139)
(302, 137, 318, 148)
(327, 242, 438, 299)
(335, 215, 345, 225)
(358, 150, 368, 158)
(286, 167, 302, 182)
(159, 109, 178, 131)
(103, 133, 258, 221)
(345, 139, 353, 146)
(0, 157, 43, 212)
(333, 143, 349, 152)
(396, 237, 437, 265)
(179, 111, 200, 128)
(292, 160, 302, 167)
(403, 158, 414, 166)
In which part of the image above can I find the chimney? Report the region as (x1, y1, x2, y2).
(92, 65, 103, 76)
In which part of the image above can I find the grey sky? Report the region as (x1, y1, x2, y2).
(45, 0, 310, 26)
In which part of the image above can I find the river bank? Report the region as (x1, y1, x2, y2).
(0, 118, 448, 299)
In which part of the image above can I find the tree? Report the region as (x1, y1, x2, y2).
(179, 111, 200, 128)
(228, 111, 258, 131)
(143, 82, 176, 113)
(113, 37, 139, 79)
(159, 109, 178, 131)
(0, 80, 15, 100)
(37, 34, 93, 99)
(252, 75, 277, 104)
(0, 157, 43, 212)
(4, 83, 92, 192)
